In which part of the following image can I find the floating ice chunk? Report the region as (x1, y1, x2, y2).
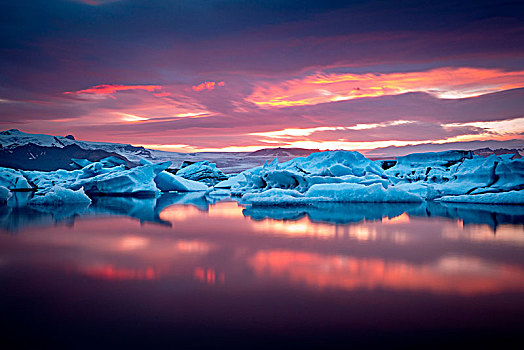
(0, 185, 11, 202)
(141, 158, 207, 191)
(23, 168, 82, 192)
(436, 190, 524, 204)
(0, 167, 32, 190)
(154, 171, 209, 192)
(280, 150, 385, 177)
(489, 158, 524, 193)
(29, 186, 91, 206)
(386, 150, 473, 183)
(99, 156, 129, 168)
(328, 164, 355, 176)
(305, 183, 423, 203)
(394, 182, 441, 200)
(229, 151, 389, 195)
(215, 173, 245, 189)
(242, 183, 423, 205)
(70, 158, 93, 169)
(176, 160, 228, 186)
(73, 163, 169, 196)
(242, 189, 313, 206)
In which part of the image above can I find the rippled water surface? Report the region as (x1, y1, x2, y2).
(1, 193, 524, 348)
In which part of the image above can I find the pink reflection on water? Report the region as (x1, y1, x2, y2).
(249, 251, 524, 295)
(1, 202, 523, 294)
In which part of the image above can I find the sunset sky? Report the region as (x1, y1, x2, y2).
(1, 0, 523, 153)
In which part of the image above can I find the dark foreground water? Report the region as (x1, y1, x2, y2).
(1, 193, 524, 349)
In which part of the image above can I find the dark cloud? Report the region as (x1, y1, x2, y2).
(0, 0, 523, 149)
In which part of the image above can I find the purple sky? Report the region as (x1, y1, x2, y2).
(1, 0, 523, 153)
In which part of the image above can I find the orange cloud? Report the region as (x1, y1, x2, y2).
(247, 67, 524, 108)
(65, 84, 162, 96)
(192, 81, 225, 91)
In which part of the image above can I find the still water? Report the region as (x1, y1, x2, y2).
(1, 193, 524, 348)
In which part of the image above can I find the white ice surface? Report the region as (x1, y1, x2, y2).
(0, 185, 11, 202)
(0, 167, 32, 190)
(29, 186, 92, 206)
(437, 190, 524, 204)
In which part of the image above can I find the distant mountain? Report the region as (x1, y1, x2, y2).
(248, 147, 320, 157)
(2, 129, 522, 174)
(365, 139, 524, 159)
(0, 129, 152, 161)
(472, 148, 522, 159)
(0, 143, 134, 171)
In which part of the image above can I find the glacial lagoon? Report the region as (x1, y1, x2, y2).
(1, 193, 524, 348)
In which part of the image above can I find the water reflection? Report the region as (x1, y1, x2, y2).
(1, 195, 524, 346)
(1, 196, 523, 293)
(3, 192, 523, 234)
(250, 251, 524, 295)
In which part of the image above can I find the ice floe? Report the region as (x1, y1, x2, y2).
(29, 186, 92, 206)
(0, 186, 11, 203)
(176, 160, 228, 186)
(227, 150, 523, 205)
(0, 149, 522, 206)
(0, 168, 33, 190)
(437, 190, 524, 204)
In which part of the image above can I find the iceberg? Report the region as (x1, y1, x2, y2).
(176, 160, 228, 185)
(305, 183, 423, 203)
(230, 151, 388, 196)
(242, 189, 312, 206)
(2, 148, 522, 206)
(29, 186, 92, 206)
(0, 185, 11, 203)
(154, 171, 209, 192)
(140, 158, 209, 192)
(242, 183, 423, 205)
(437, 190, 524, 204)
(227, 149, 524, 205)
(0, 167, 33, 190)
(73, 162, 167, 196)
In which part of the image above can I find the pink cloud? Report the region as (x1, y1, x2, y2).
(247, 67, 524, 108)
(192, 81, 225, 92)
(65, 84, 162, 96)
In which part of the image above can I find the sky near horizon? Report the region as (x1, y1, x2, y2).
(1, 0, 523, 153)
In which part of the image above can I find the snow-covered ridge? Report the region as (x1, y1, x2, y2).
(0, 130, 319, 173)
(0, 129, 152, 162)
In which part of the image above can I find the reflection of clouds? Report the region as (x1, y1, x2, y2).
(194, 267, 225, 285)
(159, 205, 205, 221)
(207, 202, 245, 218)
(159, 201, 244, 223)
(249, 250, 524, 295)
(119, 235, 149, 251)
(3, 200, 524, 292)
(382, 213, 410, 224)
(81, 265, 158, 281)
(249, 216, 408, 243)
(442, 222, 524, 246)
(1, 217, 214, 281)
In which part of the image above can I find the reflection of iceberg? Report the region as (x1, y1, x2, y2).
(90, 192, 224, 225)
(243, 202, 421, 224)
(0, 192, 225, 232)
(89, 196, 165, 225)
(243, 201, 524, 228)
(157, 192, 211, 212)
(0, 192, 89, 232)
(410, 201, 524, 229)
(29, 202, 90, 221)
(0, 205, 88, 232)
